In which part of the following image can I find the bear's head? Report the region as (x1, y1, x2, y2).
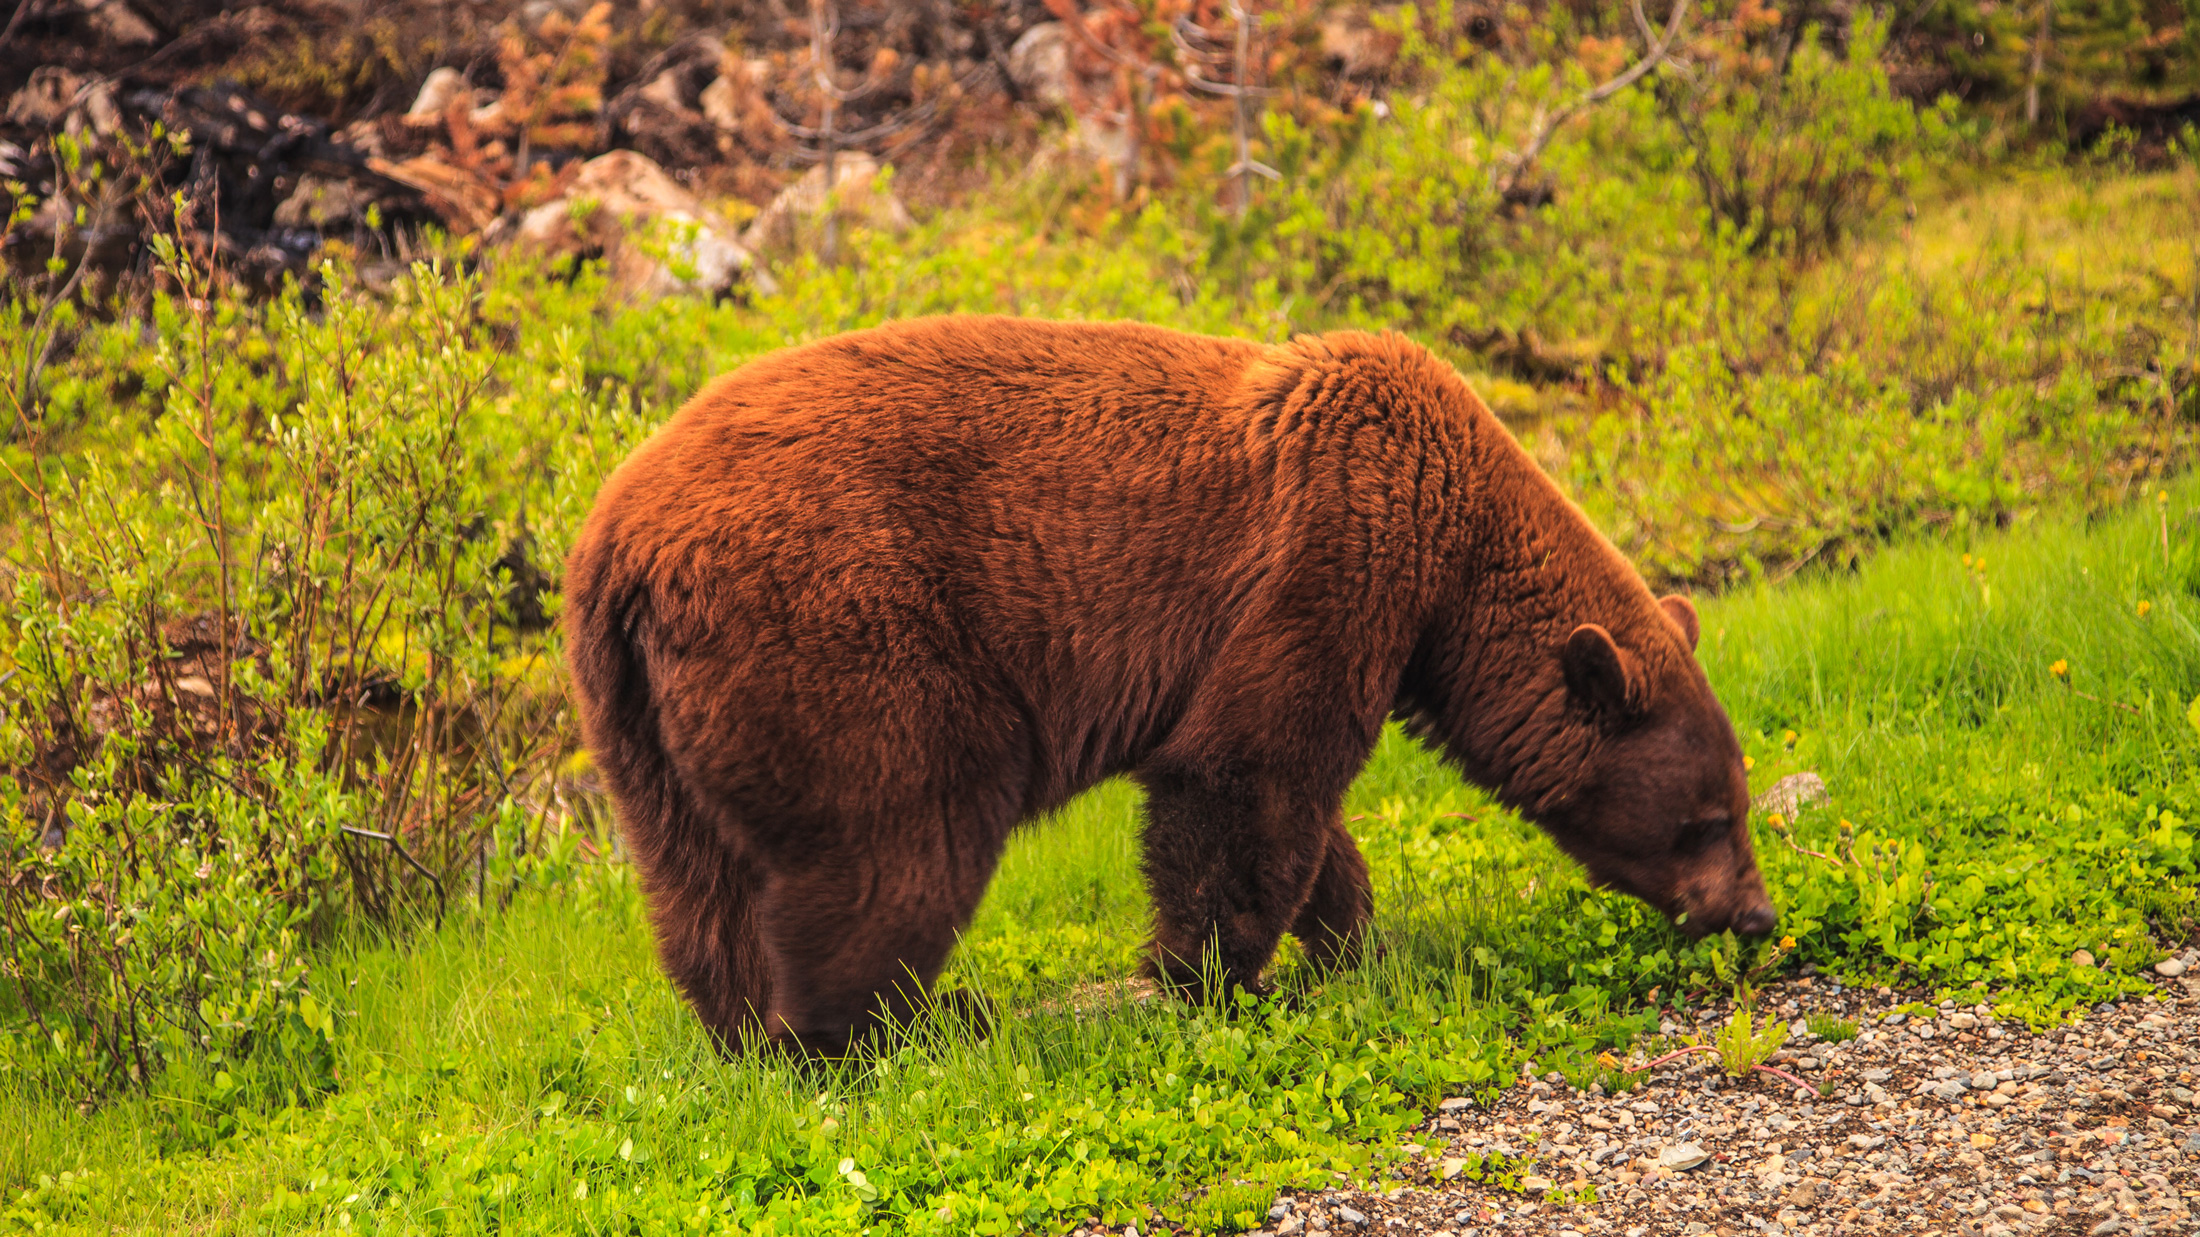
(1536, 596, 1775, 939)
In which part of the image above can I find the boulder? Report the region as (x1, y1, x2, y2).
(509, 149, 774, 299)
(7, 67, 83, 129)
(76, 0, 158, 46)
(405, 67, 472, 127)
(275, 173, 374, 229)
(1006, 22, 1072, 108)
(741, 151, 913, 257)
(1319, 6, 1406, 78)
(7, 67, 118, 136)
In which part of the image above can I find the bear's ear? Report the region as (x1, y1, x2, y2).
(1563, 623, 1646, 717)
(1659, 595, 1700, 652)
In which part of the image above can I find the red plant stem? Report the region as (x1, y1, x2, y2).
(1641, 1045, 1719, 1070)
(1635, 1046, 1815, 1094)
(1753, 1064, 1816, 1092)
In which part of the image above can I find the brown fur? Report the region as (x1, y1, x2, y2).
(565, 316, 1774, 1055)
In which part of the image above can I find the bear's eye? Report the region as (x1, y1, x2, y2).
(1673, 814, 1729, 854)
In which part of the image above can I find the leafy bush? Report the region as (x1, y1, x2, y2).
(1661, 11, 1950, 257)
(0, 251, 653, 1096)
(0, 725, 347, 1100)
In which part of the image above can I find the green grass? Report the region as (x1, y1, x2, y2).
(6, 461, 2199, 1236)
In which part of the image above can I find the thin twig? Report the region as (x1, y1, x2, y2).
(1493, 0, 1690, 196)
(341, 825, 447, 928)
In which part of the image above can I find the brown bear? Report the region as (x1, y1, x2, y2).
(565, 315, 1774, 1056)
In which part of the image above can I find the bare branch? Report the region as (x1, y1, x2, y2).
(1493, 0, 1690, 196)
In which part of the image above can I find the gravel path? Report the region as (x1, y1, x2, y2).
(1079, 957, 2200, 1237)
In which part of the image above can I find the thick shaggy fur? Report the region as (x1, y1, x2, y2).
(566, 316, 1773, 1055)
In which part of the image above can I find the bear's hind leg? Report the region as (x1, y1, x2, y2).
(1289, 813, 1373, 973)
(638, 828, 773, 1055)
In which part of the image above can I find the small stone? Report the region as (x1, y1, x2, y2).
(1583, 1114, 1614, 1130)
(2088, 1221, 2124, 1236)
(1269, 1200, 1295, 1223)
(2157, 958, 2188, 977)
(2073, 950, 2097, 968)
(1658, 1142, 1712, 1171)
(406, 67, 473, 124)
(1948, 1012, 1980, 1030)
(1276, 1218, 1305, 1236)
(1932, 1080, 1968, 1102)
(1753, 771, 1831, 818)
(1970, 1070, 1998, 1090)
(1334, 1205, 1368, 1226)
(1438, 1097, 1471, 1114)
(1789, 1181, 1819, 1208)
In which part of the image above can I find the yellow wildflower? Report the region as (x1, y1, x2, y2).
(2138, 600, 2153, 618)
(2050, 659, 2069, 680)
(1779, 935, 1797, 951)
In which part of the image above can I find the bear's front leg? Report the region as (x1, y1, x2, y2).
(1134, 760, 1345, 1002)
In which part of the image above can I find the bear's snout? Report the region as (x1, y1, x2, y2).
(1729, 902, 1777, 938)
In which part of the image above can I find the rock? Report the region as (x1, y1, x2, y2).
(1948, 1012, 1980, 1030)
(7, 66, 83, 129)
(1006, 22, 1072, 108)
(1438, 1097, 1471, 1114)
(2088, 1221, 2124, 1236)
(1275, 1219, 1303, 1236)
(6, 66, 117, 136)
(1520, 1176, 1554, 1192)
(639, 68, 689, 113)
(510, 150, 773, 299)
(406, 68, 473, 127)
(698, 66, 773, 137)
(1334, 1205, 1367, 1226)
(2072, 949, 2096, 967)
(1969, 1070, 1998, 1089)
(1789, 1180, 1819, 1208)
(77, 0, 158, 46)
(1932, 1080, 1968, 1102)
(1753, 771, 1830, 818)
(1318, 6, 1405, 78)
(274, 174, 375, 229)
(1658, 1142, 1711, 1171)
(742, 151, 914, 257)
(2157, 958, 2188, 977)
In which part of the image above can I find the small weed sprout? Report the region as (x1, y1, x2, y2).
(1710, 1005, 1790, 1077)
(1806, 1013, 1860, 1042)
